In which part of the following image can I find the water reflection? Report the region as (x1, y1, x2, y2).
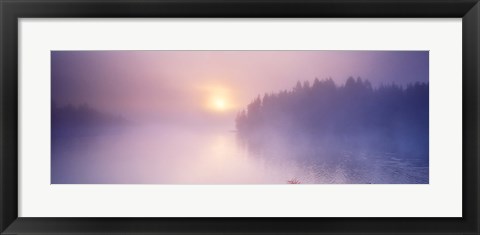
(236, 130, 428, 184)
(52, 124, 428, 184)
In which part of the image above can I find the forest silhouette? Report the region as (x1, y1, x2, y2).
(51, 102, 127, 138)
(235, 77, 429, 161)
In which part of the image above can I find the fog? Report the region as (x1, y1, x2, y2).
(51, 51, 429, 184)
(52, 51, 428, 123)
(52, 122, 428, 184)
(52, 124, 304, 184)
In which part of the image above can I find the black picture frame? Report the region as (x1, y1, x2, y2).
(1, 0, 479, 234)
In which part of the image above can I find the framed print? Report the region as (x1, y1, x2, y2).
(0, 0, 479, 234)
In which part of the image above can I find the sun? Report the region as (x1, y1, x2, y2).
(213, 98, 227, 110)
(209, 96, 229, 112)
(200, 84, 235, 112)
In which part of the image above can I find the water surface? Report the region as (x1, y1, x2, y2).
(52, 124, 428, 184)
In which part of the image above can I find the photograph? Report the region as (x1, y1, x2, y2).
(51, 50, 429, 184)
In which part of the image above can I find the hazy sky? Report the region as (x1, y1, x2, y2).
(51, 51, 428, 128)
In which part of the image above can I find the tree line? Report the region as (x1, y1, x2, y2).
(235, 77, 429, 157)
(51, 102, 127, 138)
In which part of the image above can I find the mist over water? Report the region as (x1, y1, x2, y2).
(52, 124, 306, 184)
(51, 50, 429, 184)
(52, 122, 428, 184)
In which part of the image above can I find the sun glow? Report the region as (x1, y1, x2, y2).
(209, 96, 230, 112)
(213, 98, 227, 110)
(200, 85, 235, 112)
